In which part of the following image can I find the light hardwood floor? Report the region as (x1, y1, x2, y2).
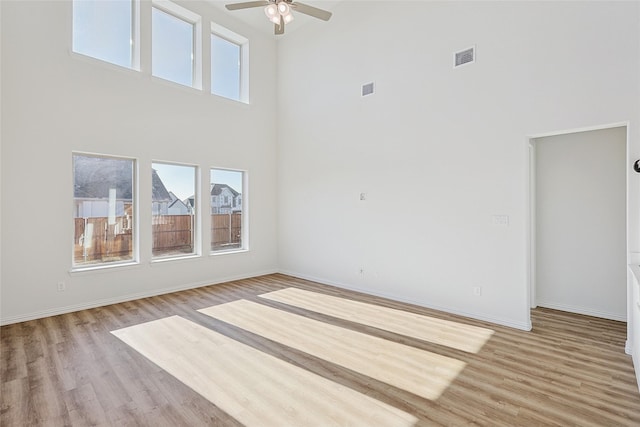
(1, 274, 639, 426)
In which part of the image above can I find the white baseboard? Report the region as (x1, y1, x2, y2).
(536, 300, 627, 322)
(626, 339, 632, 356)
(0, 269, 278, 326)
(278, 269, 532, 331)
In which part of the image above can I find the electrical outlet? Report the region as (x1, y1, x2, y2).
(472, 286, 482, 296)
(57, 281, 66, 292)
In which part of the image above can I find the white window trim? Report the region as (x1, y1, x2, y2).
(131, 0, 141, 70)
(211, 22, 249, 104)
(151, 0, 203, 89)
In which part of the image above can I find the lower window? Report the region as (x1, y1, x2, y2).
(152, 162, 197, 259)
(210, 168, 244, 252)
(73, 153, 136, 267)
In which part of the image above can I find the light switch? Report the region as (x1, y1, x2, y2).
(492, 215, 509, 226)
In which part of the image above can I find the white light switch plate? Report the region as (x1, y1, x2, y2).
(492, 215, 509, 226)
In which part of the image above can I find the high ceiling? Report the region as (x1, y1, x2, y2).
(206, 0, 342, 36)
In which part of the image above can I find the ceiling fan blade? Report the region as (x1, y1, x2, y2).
(291, 2, 332, 21)
(275, 15, 285, 35)
(225, 1, 270, 11)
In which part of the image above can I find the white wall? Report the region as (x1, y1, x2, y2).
(277, 1, 640, 330)
(534, 127, 627, 321)
(0, 0, 278, 324)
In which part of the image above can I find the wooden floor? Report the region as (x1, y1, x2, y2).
(1, 273, 639, 426)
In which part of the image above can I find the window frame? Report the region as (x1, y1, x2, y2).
(209, 167, 248, 254)
(71, 152, 139, 271)
(151, 0, 202, 89)
(151, 161, 200, 262)
(211, 22, 249, 103)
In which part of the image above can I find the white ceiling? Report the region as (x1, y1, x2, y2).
(205, 0, 343, 36)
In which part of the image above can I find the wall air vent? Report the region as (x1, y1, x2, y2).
(454, 46, 476, 68)
(362, 82, 375, 97)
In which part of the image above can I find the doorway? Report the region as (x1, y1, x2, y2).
(529, 126, 627, 321)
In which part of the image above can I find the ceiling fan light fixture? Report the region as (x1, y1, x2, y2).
(264, 3, 278, 18)
(227, 0, 331, 34)
(277, 1, 290, 15)
(282, 11, 294, 24)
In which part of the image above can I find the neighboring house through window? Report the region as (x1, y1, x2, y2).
(168, 192, 192, 215)
(210, 183, 241, 214)
(151, 168, 173, 215)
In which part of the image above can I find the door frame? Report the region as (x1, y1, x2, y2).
(525, 122, 630, 338)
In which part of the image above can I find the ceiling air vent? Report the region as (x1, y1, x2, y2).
(362, 82, 375, 97)
(454, 46, 475, 68)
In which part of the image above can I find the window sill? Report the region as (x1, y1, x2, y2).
(210, 248, 249, 256)
(70, 261, 140, 275)
(151, 254, 201, 265)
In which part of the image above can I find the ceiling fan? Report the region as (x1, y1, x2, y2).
(225, 0, 332, 35)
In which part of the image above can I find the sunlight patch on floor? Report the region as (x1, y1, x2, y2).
(199, 300, 466, 400)
(111, 316, 417, 427)
(260, 287, 494, 353)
